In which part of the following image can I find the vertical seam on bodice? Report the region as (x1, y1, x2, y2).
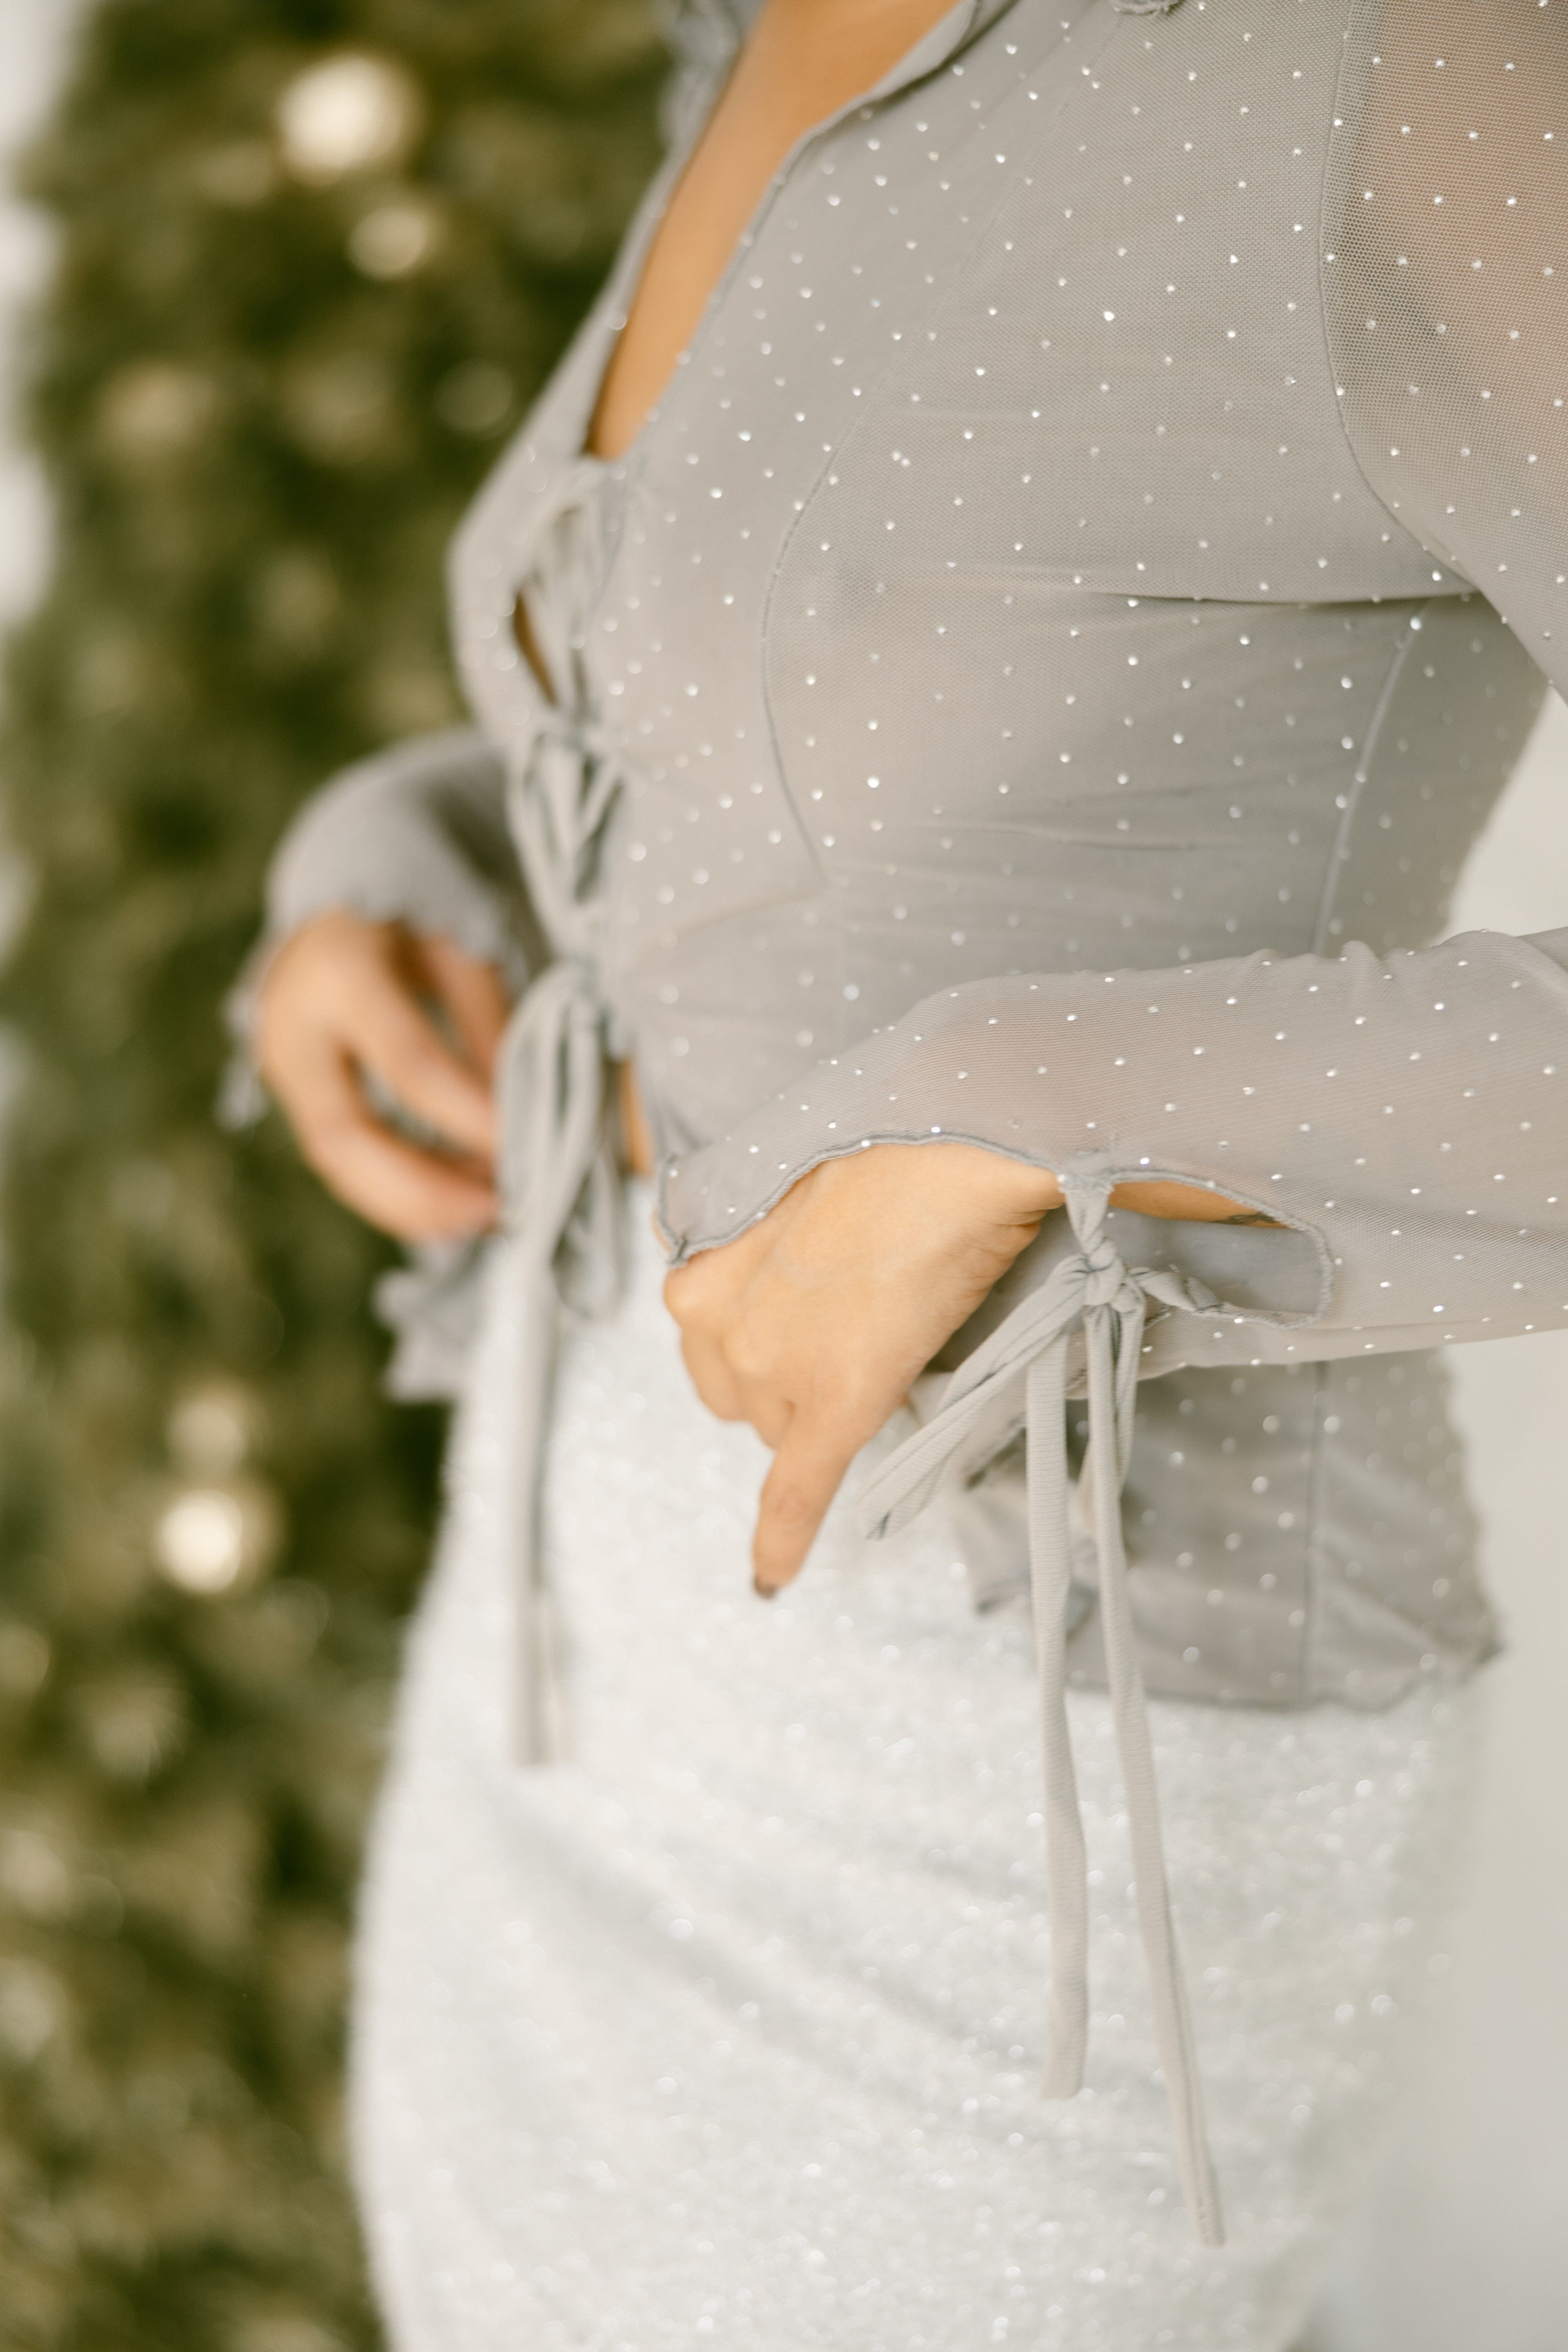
(753, 5, 1130, 1051)
(1308, 610, 1423, 957)
(1300, 1359, 1330, 1700)
(1312, 0, 1467, 589)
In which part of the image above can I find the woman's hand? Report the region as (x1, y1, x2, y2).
(256, 911, 507, 1241)
(663, 1147, 1283, 1595)
(664, 1143, 1063, 1595)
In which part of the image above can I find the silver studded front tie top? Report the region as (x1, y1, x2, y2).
(241, 0, 1568, 2246)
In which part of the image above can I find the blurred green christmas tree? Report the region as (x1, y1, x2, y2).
(0, 5, 664, 2344)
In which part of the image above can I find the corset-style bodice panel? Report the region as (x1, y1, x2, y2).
(452, 0, 1551, 1153)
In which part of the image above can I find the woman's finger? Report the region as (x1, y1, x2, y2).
(347, 968, 499, 1161)
(258, 920, 496, 1158)
(285, 1029, 498, 1240)
(312, 1116, 498, 1241)
(730, 1375, 792, 1453)
(662, 1232, 764, 1336)
(666, 1257, 796, 1438)
(752, 1407, 865, 1595)
(417, 934, 510, 1079)
(675, 1322, 746, 1423)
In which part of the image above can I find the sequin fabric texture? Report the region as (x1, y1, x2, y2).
(352, 1196, 1485, 2352)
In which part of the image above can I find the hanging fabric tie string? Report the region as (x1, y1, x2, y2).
(487, 459, 628, 1767)
(857, 1174, 1227, 2250)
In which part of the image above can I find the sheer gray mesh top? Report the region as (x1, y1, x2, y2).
(245, 0, 1568, 2243)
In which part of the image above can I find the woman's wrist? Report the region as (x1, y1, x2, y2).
(906, 1149, 1280, 1233)
(929, 1141, 1063, 1224)
(1109, 1176, 1281, 1229)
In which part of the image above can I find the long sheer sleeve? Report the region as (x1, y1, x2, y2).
(221, 727, 538, 1126)
(658, 0, 1568, 1389)
(221, 728, 543, 1399)
(1332, 0, 1568, 694)
(261, 727, 532, 971)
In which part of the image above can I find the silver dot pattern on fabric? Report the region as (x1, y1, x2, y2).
(246, 0, 1564, 2318)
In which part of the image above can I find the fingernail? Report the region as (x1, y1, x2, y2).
(753, 1574, 777, 1602)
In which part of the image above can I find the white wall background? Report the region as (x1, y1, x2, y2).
(1, 5, 1564, 2345)
(1306, 690, 1568, 2352)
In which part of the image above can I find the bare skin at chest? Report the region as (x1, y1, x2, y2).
(586, 0, 963, 462)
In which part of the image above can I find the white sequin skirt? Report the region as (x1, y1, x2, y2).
(350, 1189, 1487, 2352)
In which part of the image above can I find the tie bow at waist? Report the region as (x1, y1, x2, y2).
(479, 467, 632, 1769)
(496, 955, 622, 1314)
(372, 472, 628, 1405)
(858, 1176, 1228, 2249)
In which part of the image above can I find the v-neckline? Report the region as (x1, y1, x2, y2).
(493, 0, 991, 713)
(573, 0, 985, 474)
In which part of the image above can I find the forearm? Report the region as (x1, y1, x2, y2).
(261, 726, 534, 976)
(223, 728, 534, 1125)
(659, 924, 1568, 1364)
(1108, 1178, 1281, 1228)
